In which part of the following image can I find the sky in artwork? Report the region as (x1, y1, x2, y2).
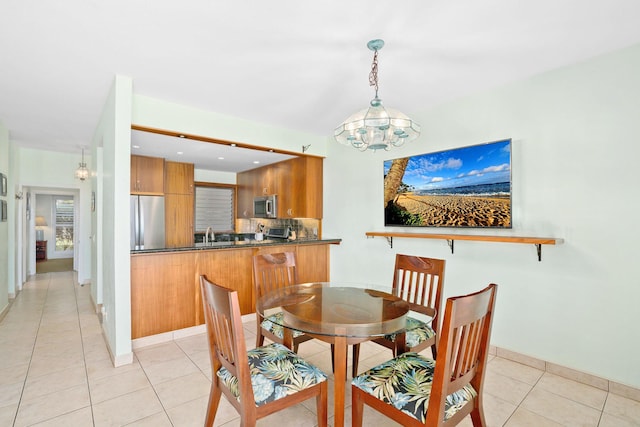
(384, 139, 511, 191)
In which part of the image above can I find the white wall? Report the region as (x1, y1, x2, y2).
(0, 120, 9, 314)
(194, 169, 236, 184)
(132, 95, 328, 158)
(16, 148, 92, 284)
(324, 43, 640, 388)
(93, 75, 134, 366)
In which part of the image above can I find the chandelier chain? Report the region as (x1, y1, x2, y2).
(369, 50, 379, 98)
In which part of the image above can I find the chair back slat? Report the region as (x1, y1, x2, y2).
(392, 255, 445, 327)
(253, 252, 299, 299)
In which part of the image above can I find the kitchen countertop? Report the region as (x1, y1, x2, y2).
(131, 238, 342, 254)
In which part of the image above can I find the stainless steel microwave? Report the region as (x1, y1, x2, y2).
(254, 195, 277, 218)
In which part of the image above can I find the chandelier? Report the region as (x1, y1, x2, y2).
(75, 148, 89, 181)
(334, 39, 421, 151)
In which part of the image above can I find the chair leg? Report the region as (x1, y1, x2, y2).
(470, 409, 487, 427)
(204, 381, 222, 427)
(293, 342, 299, 353)
(330, 344, 334, 372)
(256, 330, 265, 349)
(470, 399, 487, 426)
(316, 381, 328, 427)
(351, 388, 364, 427)
(352, 344, 360, 378)
(431, 342, 437, 359)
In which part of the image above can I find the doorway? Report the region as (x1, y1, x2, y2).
(33, 191, 78, 274)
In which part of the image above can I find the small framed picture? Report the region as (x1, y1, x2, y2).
(0, 173, 7, 196)
(1, 200, 7, 222)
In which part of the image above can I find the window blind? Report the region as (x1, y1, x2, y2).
(195, 186, 234, 232)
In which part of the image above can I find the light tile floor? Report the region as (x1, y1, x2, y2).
(1, 271, 640, 426)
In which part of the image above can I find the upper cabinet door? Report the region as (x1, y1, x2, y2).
(279, 156, 323, 219)
(164, 161, 194, 195)
(131, 155, 165, 194)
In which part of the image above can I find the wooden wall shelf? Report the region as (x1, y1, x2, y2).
(365, 231, 564, 261)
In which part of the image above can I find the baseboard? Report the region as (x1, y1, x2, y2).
(99, 328, 133, 367)
(0, 302, 10, 323)
(491, 345, 640, 402)
(131, 324, 207, 350)
(0, 290, 20, 323)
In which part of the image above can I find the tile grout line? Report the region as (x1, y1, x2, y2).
(134, 344, 180, 425)
(12, 273, 51, 427)
(74, 272, 98, 427)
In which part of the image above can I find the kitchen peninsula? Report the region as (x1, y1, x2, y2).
(131, 238, 340, 339)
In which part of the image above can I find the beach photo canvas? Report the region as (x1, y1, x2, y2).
(384, 139, 512, 228)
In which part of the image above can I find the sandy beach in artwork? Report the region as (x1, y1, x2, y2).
(393, 194, 511, 227)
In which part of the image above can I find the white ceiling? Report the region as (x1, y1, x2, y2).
(2, 1, 640, 171)
(131, 130, 295, 172)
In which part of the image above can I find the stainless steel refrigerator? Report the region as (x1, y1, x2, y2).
(130, 195, 165, 250)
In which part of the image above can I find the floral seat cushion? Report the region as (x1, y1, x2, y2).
(352, 352, 477, 423)
(385, 316, 436, 348)
(261, 311, 306, 339)
(217, 343, 327, 406)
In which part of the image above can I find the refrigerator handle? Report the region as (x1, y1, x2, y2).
(133, 197, 140, 249)
(139, 199, 145, 248)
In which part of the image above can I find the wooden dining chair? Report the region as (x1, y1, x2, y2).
(200, 275, 328, 427)
(351, 283, 497, 427)
(352, 254, 445, 377)
(252, 252, 313, 352)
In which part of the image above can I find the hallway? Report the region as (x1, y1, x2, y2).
(1, 272, 640, 426)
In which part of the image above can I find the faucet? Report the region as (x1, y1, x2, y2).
(205, 227, 215, 244)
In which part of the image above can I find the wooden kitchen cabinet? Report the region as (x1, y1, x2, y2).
(131, 252, 196, 339)
(277, 156, 323, 218)
(236, 156, 323, 219)
(256, 165, 279, 195)
(236, 171, 254, 218)
(196, 248, 255, 321)
(164, 161, 195, 248)
(165, 193, 194, 248)
(164, 161, 194, 195)
(131, 155, 165, 194)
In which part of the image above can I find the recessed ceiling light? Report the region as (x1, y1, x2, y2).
(253, 160, 260, 164)
(218, 157, 224, 160)
(230, 143, 237, 147)
(132, 145, 140, 149)
(177, 151, 183, 155)
(178, 134, 186, 138)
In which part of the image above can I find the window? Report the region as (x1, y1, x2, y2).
(195, 185, 235, 232)
(54, 197, 74, 251)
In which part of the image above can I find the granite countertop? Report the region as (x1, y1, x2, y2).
(131, 238, 342, 254)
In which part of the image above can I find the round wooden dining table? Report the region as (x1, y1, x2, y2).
(256, 282, 432, 427)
